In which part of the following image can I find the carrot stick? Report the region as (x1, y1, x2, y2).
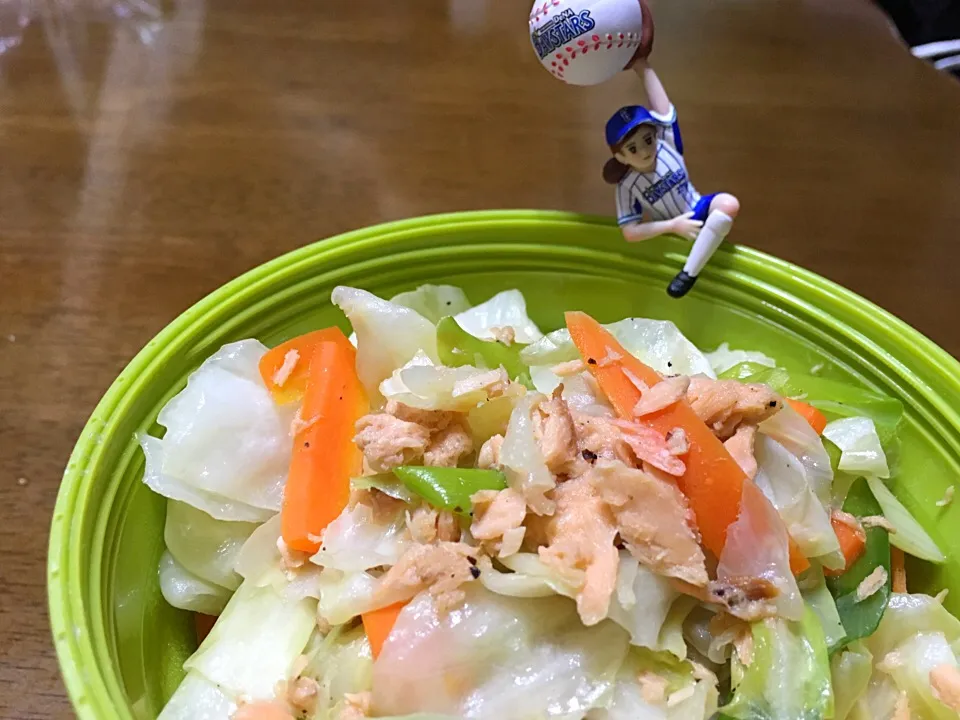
(362, 602, 407, 659)
(565, 311, 810, 575)
(786, 398, 828, 435)
(891, 547, 907, 593)
(823, 514, 867, 577)
(258, 328, 350, 405)
(281, 329, 368, 553)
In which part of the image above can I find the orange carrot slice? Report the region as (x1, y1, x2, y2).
(280, 329, 368, 553)
(362, 602, 407, 659)
(258, 328, 350, 405)
(891, 546, 907, 593)
(565, 311, 810, 575)
(786, 398, 828, 435)
(823, 514, 867, 577)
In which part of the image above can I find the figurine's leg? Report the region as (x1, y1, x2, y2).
(668, 193, 740, 298)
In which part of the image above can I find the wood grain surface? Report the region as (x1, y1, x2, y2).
(2, 0, 959, 716)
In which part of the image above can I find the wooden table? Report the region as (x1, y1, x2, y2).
(2, 0, 959, 716)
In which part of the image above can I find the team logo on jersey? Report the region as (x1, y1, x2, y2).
(642, 169, 688, 205)
(531, 8, 596, 59)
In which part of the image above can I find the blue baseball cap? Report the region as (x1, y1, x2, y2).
(605, 105, 658, 148)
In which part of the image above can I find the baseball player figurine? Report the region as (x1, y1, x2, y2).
(529, 0, 739, 298)
(604, 61, 740, 298)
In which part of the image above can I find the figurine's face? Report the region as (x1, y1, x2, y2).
(615, 126, 658, 173)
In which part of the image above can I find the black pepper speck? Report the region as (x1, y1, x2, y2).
(469, 566, 481, 579)
(587, 358, 597, 365)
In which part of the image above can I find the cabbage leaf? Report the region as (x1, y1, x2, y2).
(520, 317, 714, 378)
(184, 579, 316, 701)
(164, 499, 257, 591)
(720, 606, 833, 720)
(390, 284, 472, 323)
(332, 286, 439, 396)
(372, 586, 629, 719)
(453, 290, 543, 344)
(141, 340, 293, 520)
(158, 550, 230, 615)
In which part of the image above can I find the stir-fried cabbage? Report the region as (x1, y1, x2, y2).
(607, 552, 681, 652)
(865, 476, 946, 563)
(845, 594, 960, 718)
(883, 633, 958, 718)
(164, 500, 257, 591)
(311, 501, 410, 573)
(158, 550, 231, 615)
(381, 354, 510, 412)
(878, 632, 957, 720)
(157, 671, 237, 720)
(717, 481, 804, 621)
(317, 569, 384, 626)
(453, 289, 543, 344)
(390, 284, 473, 323)
(500, 393, 556, 515)
(831, 642, 874, 720)
(332, 286, 439, 395)
(141, 435, 274, 523)
(803, 567, 847, 650)
(753, 436, 842, 568)
(303, 625, 374, 720)
(864, 593, 960, 658)
(373, 586, 629, 719)
(822, 417, 890, 479)
(705, 342, 776, 375)
(586, 649, 719, 719)
(233, 513, 282, 583)
(141, 340, 292, 520)
(520, 318, 715, 378)
(848, 672, 902, 720)
(230, 513, 321, 602)
(528, 369, 613, 418)
(184, 579, 316, 701)
(477, 553, 579, 599)
(351, 474, 419, 504)
(721, 607, 833, 719)
(759, 405, 833, 505)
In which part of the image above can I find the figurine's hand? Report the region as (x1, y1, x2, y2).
(670, 213, 703, 241)
(627, 0, 655, 67)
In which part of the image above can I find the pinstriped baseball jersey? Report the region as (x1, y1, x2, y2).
(615, 106, 700, 225)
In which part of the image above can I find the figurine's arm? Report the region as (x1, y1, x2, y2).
(621, 213, 702, 243)
(633, 60, 671, 116)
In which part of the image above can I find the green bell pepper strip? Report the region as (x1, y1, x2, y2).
(436, 316, 534, 389)
(392, 466, 508, 515)
(825, 477, 892, 646)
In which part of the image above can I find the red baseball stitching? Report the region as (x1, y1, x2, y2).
(551, 36, 638, 78)
(531, 2, 642, 77)
(529, 0, 562, 25)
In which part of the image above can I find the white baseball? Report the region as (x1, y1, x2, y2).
(529, 0, 643, 86)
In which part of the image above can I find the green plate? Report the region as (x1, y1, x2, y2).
(48, 210, 960, 719)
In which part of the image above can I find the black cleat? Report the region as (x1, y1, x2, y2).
(667, 271, 697, 298)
